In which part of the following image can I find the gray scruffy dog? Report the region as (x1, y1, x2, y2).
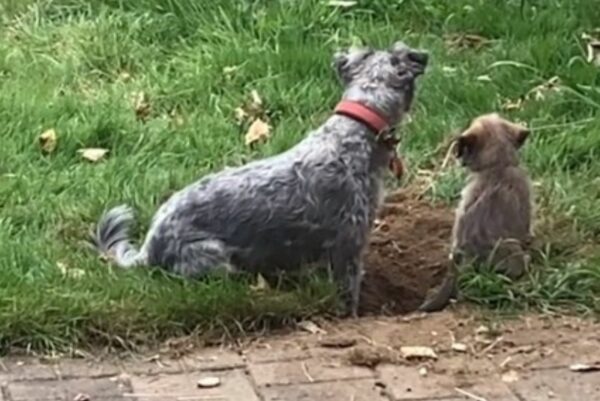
(94, 41, 428, 316)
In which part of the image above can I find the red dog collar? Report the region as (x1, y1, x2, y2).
(334, 100, 405, 179)
(334, 100, 389, 133)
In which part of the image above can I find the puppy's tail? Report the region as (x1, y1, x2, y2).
(418, 263, 459, 313)
(93, 205, 146, 268)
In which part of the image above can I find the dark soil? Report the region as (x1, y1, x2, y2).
(359, 189, 454, 315)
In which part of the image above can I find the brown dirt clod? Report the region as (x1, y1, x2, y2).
(359, 189, 454, 315)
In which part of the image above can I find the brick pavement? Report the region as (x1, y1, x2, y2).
(1, 314, 599, 401)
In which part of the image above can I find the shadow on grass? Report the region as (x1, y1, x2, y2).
(0, 268, 337, 354)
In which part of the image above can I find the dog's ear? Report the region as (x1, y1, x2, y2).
(505, 120, 530, 149)
(390, 41, 428, 76)
(456, 133, 478, 158)
(332, 47, 372, 83)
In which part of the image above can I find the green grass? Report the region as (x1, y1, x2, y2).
(1, 0, 599, 352)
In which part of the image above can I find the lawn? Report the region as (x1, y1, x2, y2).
(0, 0, 599, 352)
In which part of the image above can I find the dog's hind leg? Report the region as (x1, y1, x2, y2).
(489, 239, 528, 280)
(172, 239, 235, 278)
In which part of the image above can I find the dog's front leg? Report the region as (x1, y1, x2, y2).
(331, 249, 364, 318)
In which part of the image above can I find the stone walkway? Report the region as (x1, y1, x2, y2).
(1, 312, 599, 400)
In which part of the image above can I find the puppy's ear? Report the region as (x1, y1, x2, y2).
(456, 134, 478, 158)
(332, 47, 372, 84)
(504, 120, 530, 149)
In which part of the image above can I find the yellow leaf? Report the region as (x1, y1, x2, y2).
(244, 118, 271, 146)
(78, 148, 109, 162)
(57, 262, 85, 279)
(298, 320, 327, 335)
(250, 273, 270, 292)
(39, 129, 57, 154)
(250, 89, 263, 109)
(501, 370, 520, 383)
(400, 346, 438, 360)
(131, 91, 151, 121)
(234, 107, 249, 124)
(222, 66, 239, 76)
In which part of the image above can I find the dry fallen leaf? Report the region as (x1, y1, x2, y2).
(244, 118, 271, 146)
(502, 76, 561, 111)
(78, 148, 109, 163)
(327, 0, 357, 7)
(501, 370, 520, 383)
(73, 394, 91, 401)
(169, 109, 184, 127)
(419, 366, 428, 377)
(475, 325, 490, 335)
(131, 91, 151, 121)
(118, 71, 132, 82)
(451, 342, 468, 353)
(502, 97, 524, 111)
(318, 336, 357, 349)
(445, 33, 491, 50)
(222, 65, 239, 76)
(234, 107, 249, 124)
(528, 76, 561, 101)
(569, 363, 600, 372)
(297, 320, 326, 335)
(57, 262, 85, 279)
(250, 273, 270, 292)
(582, 31, 600, 66)
(250, 89, 262, 109)
(400, 346, 438, 360)
(39, 129, 58, 154)
(197, 376, 221, 388)
(243, 89, 265, 117)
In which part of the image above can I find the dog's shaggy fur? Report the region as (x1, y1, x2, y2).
(419, 113, 533, 312)
(94, 41, 428, 315)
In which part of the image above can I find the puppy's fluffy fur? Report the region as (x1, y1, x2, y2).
(419, 113, 533, 312)
(94, 41, 428, 315)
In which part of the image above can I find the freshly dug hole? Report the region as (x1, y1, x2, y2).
(359, 189, 454, 315)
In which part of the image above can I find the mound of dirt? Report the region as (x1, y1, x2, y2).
(359, 189, 454, 315)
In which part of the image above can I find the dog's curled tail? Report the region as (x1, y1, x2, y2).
(93, 205, 146, 268)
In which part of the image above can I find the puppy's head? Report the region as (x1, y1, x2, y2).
(333, 41, 428, 123)
(455, 113, 530, 172)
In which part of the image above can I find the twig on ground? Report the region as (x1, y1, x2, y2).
(301, 361, 314, 382)
(455, 387, 488, 401)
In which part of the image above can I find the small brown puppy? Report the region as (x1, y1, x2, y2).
(419, 113, 533, 312)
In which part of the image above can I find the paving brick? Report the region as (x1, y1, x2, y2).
(0, 358, 57, 382)
(249, 357, 375, 387)
(378, 364, 517, 401)
(246, 343, 312, 364)
(525, 337, 600, 370)
(118, 356, 184, 375)
(260, 379, 387, 401)
(8, 377, 130, 401)
(129, 369, 259, 401)
(509, 368, 600, 401)
(179, 349, 245, 372)
(54, 358, 121, 379)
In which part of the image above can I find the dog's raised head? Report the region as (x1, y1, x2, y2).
(455, 113, 530, 172)
(333, 41, 428, 123)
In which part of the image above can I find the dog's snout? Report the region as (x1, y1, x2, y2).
(408, 51, 428, 67)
